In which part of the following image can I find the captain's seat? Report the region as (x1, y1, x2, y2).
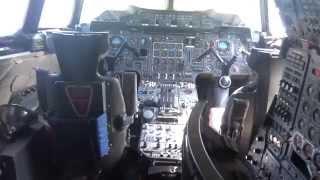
(36, 32, 137, 178)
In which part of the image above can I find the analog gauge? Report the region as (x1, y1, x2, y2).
(110, 36, 124, 48)
(143, 109, 154, 120)
(216, 40, 230, 51)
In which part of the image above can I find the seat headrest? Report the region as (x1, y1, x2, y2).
(52, 32, 108, 82)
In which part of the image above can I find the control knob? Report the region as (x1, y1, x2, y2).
(143, 109, 154, 120)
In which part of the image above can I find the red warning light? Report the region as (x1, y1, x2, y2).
(312, 68, 320, 78)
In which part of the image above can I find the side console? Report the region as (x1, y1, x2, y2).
(269, 48, 310, 133)
(249, 46, 320, 180)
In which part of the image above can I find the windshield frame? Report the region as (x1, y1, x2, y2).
(0, 0, 282, 40)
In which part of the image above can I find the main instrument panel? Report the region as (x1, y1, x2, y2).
(91, 6, 252, 83)
(106, 32, 251, 82)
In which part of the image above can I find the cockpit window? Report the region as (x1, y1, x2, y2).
(80, 0, 166, 24)
(81, 0, 261, 31)
(269, 0, 286, 37)
(175, 0, 261, 31)
(39, 0, 75, 28)
(0, 0, 30, 36)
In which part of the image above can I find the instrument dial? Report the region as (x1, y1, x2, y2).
(216, 40, 230, 50)
(110, 36, 124, 48)
(143, 109, 154, 120)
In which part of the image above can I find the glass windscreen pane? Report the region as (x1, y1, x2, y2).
(269, 0, 286, 37)
(175, 0, 261, 31)
(0, 0, 30, 36)
(80, 0, 167, 24)
(81, 0, 261, 31)
(39, 0, 75, 28)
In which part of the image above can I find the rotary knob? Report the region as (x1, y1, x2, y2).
(219, 76, 232, 89)
(143, 109, 154, 120)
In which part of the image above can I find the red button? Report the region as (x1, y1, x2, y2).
(312, 68, 320, 77)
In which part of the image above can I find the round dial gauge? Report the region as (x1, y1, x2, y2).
(110, 36, 124, 48)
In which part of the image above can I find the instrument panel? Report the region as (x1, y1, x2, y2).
(108, 32, 250, 82)
(91, 7, 252, 82)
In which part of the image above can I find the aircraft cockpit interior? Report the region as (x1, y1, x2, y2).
(0, 0, 320, 180)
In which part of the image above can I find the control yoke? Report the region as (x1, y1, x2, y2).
(195, 47, 238, 108)
(98, 40, 140, 75)
(196, 47, 237, 76)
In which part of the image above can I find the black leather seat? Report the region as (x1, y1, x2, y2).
(36, 32, 136, 178)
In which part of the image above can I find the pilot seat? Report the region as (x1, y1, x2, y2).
(36, 32, 138, 179)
